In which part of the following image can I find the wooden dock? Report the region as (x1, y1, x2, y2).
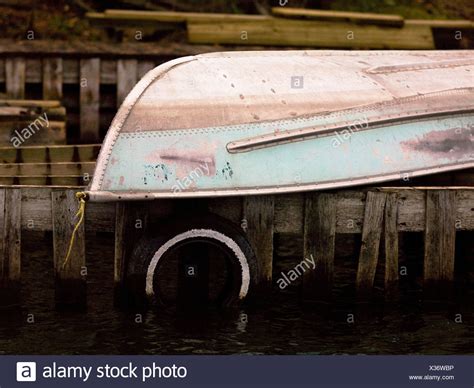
(0, 144, 100, 185)
(0, 186, 472, 308)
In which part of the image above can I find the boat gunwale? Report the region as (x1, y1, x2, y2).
(85, 161, 474, 202)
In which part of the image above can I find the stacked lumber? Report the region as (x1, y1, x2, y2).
(0, 144, 100, 186)
(0, 100, 66, 147)
(86, 7, 474, 49)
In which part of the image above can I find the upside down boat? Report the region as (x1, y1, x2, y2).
(86, 50, 474, 201)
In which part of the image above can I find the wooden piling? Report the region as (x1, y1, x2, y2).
(356, 191, 387, 299)
(384, 192, 399, 301)
(79, 58, 101, 142)
(117, 59, 138, 108)
(0, 188, 22, 307)
(52, 189, 86, 309)
(114, 201, 149, 307)
(243, 195, 274, 290)
(137, 60, 156, 78)
(424, 190, 456, 297)
(42, 57, 63, 100)
(5, 58, 26, 99)
(302, 193, 336, 301)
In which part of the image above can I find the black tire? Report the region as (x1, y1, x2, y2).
(126, 213, 258, 308)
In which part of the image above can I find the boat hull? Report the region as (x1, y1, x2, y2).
(86, 50, 474, 201)
(88, 112, 473, 201)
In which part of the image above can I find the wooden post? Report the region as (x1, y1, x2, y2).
(117, 59, 138, 108)
(114, 202, 148, 307)
(0, 188, 22, 307)
(424, 190, 456, 297)
(138, 60, 156, 79)
(80, 58, 100, 142)
(5, 58, 26, 99)
(302, 193, 336, 301)
(384, 192, 399, 301)
(243, 195, 274, 290)
(356, 191, 387, 298)
(52, 189, 86, 309)
(42, 57, 63, 100)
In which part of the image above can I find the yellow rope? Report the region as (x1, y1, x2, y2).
(62, 192, 87, 270)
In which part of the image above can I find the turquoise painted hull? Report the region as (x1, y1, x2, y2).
(98, 113, 473, 197)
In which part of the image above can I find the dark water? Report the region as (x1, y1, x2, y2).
(0, 232, 473, 355)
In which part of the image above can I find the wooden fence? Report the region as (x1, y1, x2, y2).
(0, 41, 210, 143)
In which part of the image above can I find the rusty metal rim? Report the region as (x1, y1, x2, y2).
(85, 160, 474, 202)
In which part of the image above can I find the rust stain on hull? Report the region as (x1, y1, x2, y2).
(401, 126, 473, 159)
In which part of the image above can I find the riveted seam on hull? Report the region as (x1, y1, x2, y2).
(117, 87, 474, 139)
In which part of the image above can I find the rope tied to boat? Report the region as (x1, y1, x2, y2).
(62, 191, 87, 270)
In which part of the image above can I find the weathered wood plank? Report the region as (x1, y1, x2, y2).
(24, 58, 41, 83)
(114, 202, 127, 288)
(0, 189, 4, 280)
(356, 191, 387, 298)
(0, 188, 21, 306)
(138, 60, 156, 78)
(0, 120, 67, 146)
(302, 193, 336, 300)
(100, 59, 116, 85)
(0, 59, 4, 84)
(5, 58, 26, 99)
(0, 39, 230, 61)
(42, 57, 63, 100)
(207, 196, 243, 225)
(4, 189, 21, 282)
(51, 189, 86, 308)
(102, 9, 270, 23)
(0, 188, 22, 306)
(274, 194, 304, 234)
(19, 188, 114, 232)
(0, 187, 469, 235)
(114, 201, 148, 306)
(0, 99, 64, 110)
(272, 7, 405, 27)
(0, 162, 95, 176)
(0, 176, 86, 186)
(424, 190, 456, 294)
(188, 19, 435, 49)
(79, 58, 100, 142)
(384, 192, 399, 300)
(117, 59, 138, 108)
(0, 144, 101, 163)
(243, 195, 274, 287)
(406, 19, 474, 29)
